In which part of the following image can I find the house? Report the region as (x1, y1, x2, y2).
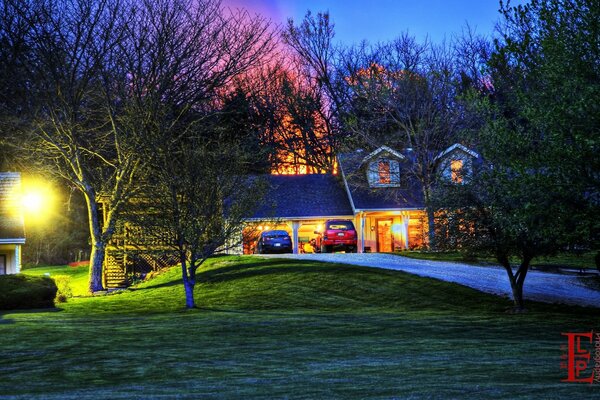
(101, 143, 479, 287)
(0, 172, 26, 274)
(242, 143, 479, 254)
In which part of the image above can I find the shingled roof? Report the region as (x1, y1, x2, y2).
(0, 172, 25, 242)
(338, 150, 424, 211)
(251, 174, 354, 219)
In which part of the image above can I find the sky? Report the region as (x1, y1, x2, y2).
(224, 0, 526, 45)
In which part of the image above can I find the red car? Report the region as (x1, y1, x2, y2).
(313, 220, 357, 253)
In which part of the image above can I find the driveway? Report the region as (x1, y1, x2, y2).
(261, 253, 600, 308)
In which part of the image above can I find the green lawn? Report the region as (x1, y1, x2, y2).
(22, 263, 90, 296)
(3, 256, 600, 399)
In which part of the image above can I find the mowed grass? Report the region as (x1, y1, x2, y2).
(21, 264, 89, 296)
(3, 256, 600, 399)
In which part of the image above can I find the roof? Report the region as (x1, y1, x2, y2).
(435, 143, 479, 161)
(251, 174, 354, 219)
(338, 151, 424, 211)
(361, 146, 405, 165)
(0, 172, 25, 242)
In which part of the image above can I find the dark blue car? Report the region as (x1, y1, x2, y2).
(256, 230, 293, 254)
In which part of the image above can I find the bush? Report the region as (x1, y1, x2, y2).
(0, 275, 58, 310)
(53, 275, 73, 303)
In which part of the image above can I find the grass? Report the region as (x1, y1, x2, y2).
(399, 250, 598, 270)
(2, 256, 600, 399)
(22, 264, 89, 297)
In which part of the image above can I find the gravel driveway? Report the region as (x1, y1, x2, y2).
(260, 253, 600, 308)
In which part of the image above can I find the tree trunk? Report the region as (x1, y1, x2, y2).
(180, 259, 196, 309)
(88, 242, 105, 293)
(183, 277, 195, 309)
(84, 191, 105, 293)
(426, 206, 436, 250)
(498, 254, 531, 311)
(422, 185, 436, 250)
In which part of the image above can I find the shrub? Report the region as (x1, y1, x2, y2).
(0, 275, 58, 310)
(53, 275, 73, 303)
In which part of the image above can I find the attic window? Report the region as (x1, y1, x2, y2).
(378, 160, 391, 184)
(451, 159, 463, 183)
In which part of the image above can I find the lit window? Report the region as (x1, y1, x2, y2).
(451, 159, 463, 183)
(378, 160, 391, 184)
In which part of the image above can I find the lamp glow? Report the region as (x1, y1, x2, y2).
(22, 191, 44, 213)
(21, 179, 55, 222)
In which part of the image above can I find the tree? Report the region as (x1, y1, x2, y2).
(494, 0, 600, 260)
(432, 116, 575, 310)
(2, 0, 275, 293)
(110, 0, 274, 308)
(281, 11, 344, 173)
(2, 0, 141, 292)
(433, 0, 600, 310)
(339, 35, 469, 248)
(135, 132, 266, 309)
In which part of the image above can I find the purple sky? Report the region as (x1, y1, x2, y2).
(225, 0, 527, 44)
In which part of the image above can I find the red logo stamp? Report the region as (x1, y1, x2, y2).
(561, 332, 599, 384)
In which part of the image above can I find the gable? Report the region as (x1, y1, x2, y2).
(436, 144, 479, 183)
(359, 146, 406, 188)
(337, 150, 424, 211)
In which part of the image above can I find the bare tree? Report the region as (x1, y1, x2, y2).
(109, 0, 275, 307)
(339, 35, 469, 247)
(4, 0, 275, 293)
(134, 133, 267, 309)
(7, 0, 141, 292)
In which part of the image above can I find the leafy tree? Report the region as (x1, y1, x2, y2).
(432, 115, 575, 310)
(495, 0, 600, 258)
(434, 0, 600, 309)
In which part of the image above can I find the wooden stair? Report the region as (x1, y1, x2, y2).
(104, 251, 128, 289)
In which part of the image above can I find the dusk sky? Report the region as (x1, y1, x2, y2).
(225, 0, 527, 45)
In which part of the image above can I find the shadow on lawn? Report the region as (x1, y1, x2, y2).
(0, 307, 63, 323)
(135, 259, 351, 290)
(198, 259, 357, 284)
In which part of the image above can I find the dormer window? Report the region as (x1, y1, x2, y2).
(436, 144, 479, 185)
(378, 160, 391, 184)
(450, 159, 463, 183)
(360, 146, 405, 188)
(368, 157, 400, 187)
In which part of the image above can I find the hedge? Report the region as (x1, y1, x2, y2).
(0, 274, 58, 310)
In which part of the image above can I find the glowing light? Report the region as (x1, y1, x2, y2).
(22, 192, 44, 213)
(316, 224, 323, 232)
(21, 179, 55, 223)
(391, 223, 403, 234)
